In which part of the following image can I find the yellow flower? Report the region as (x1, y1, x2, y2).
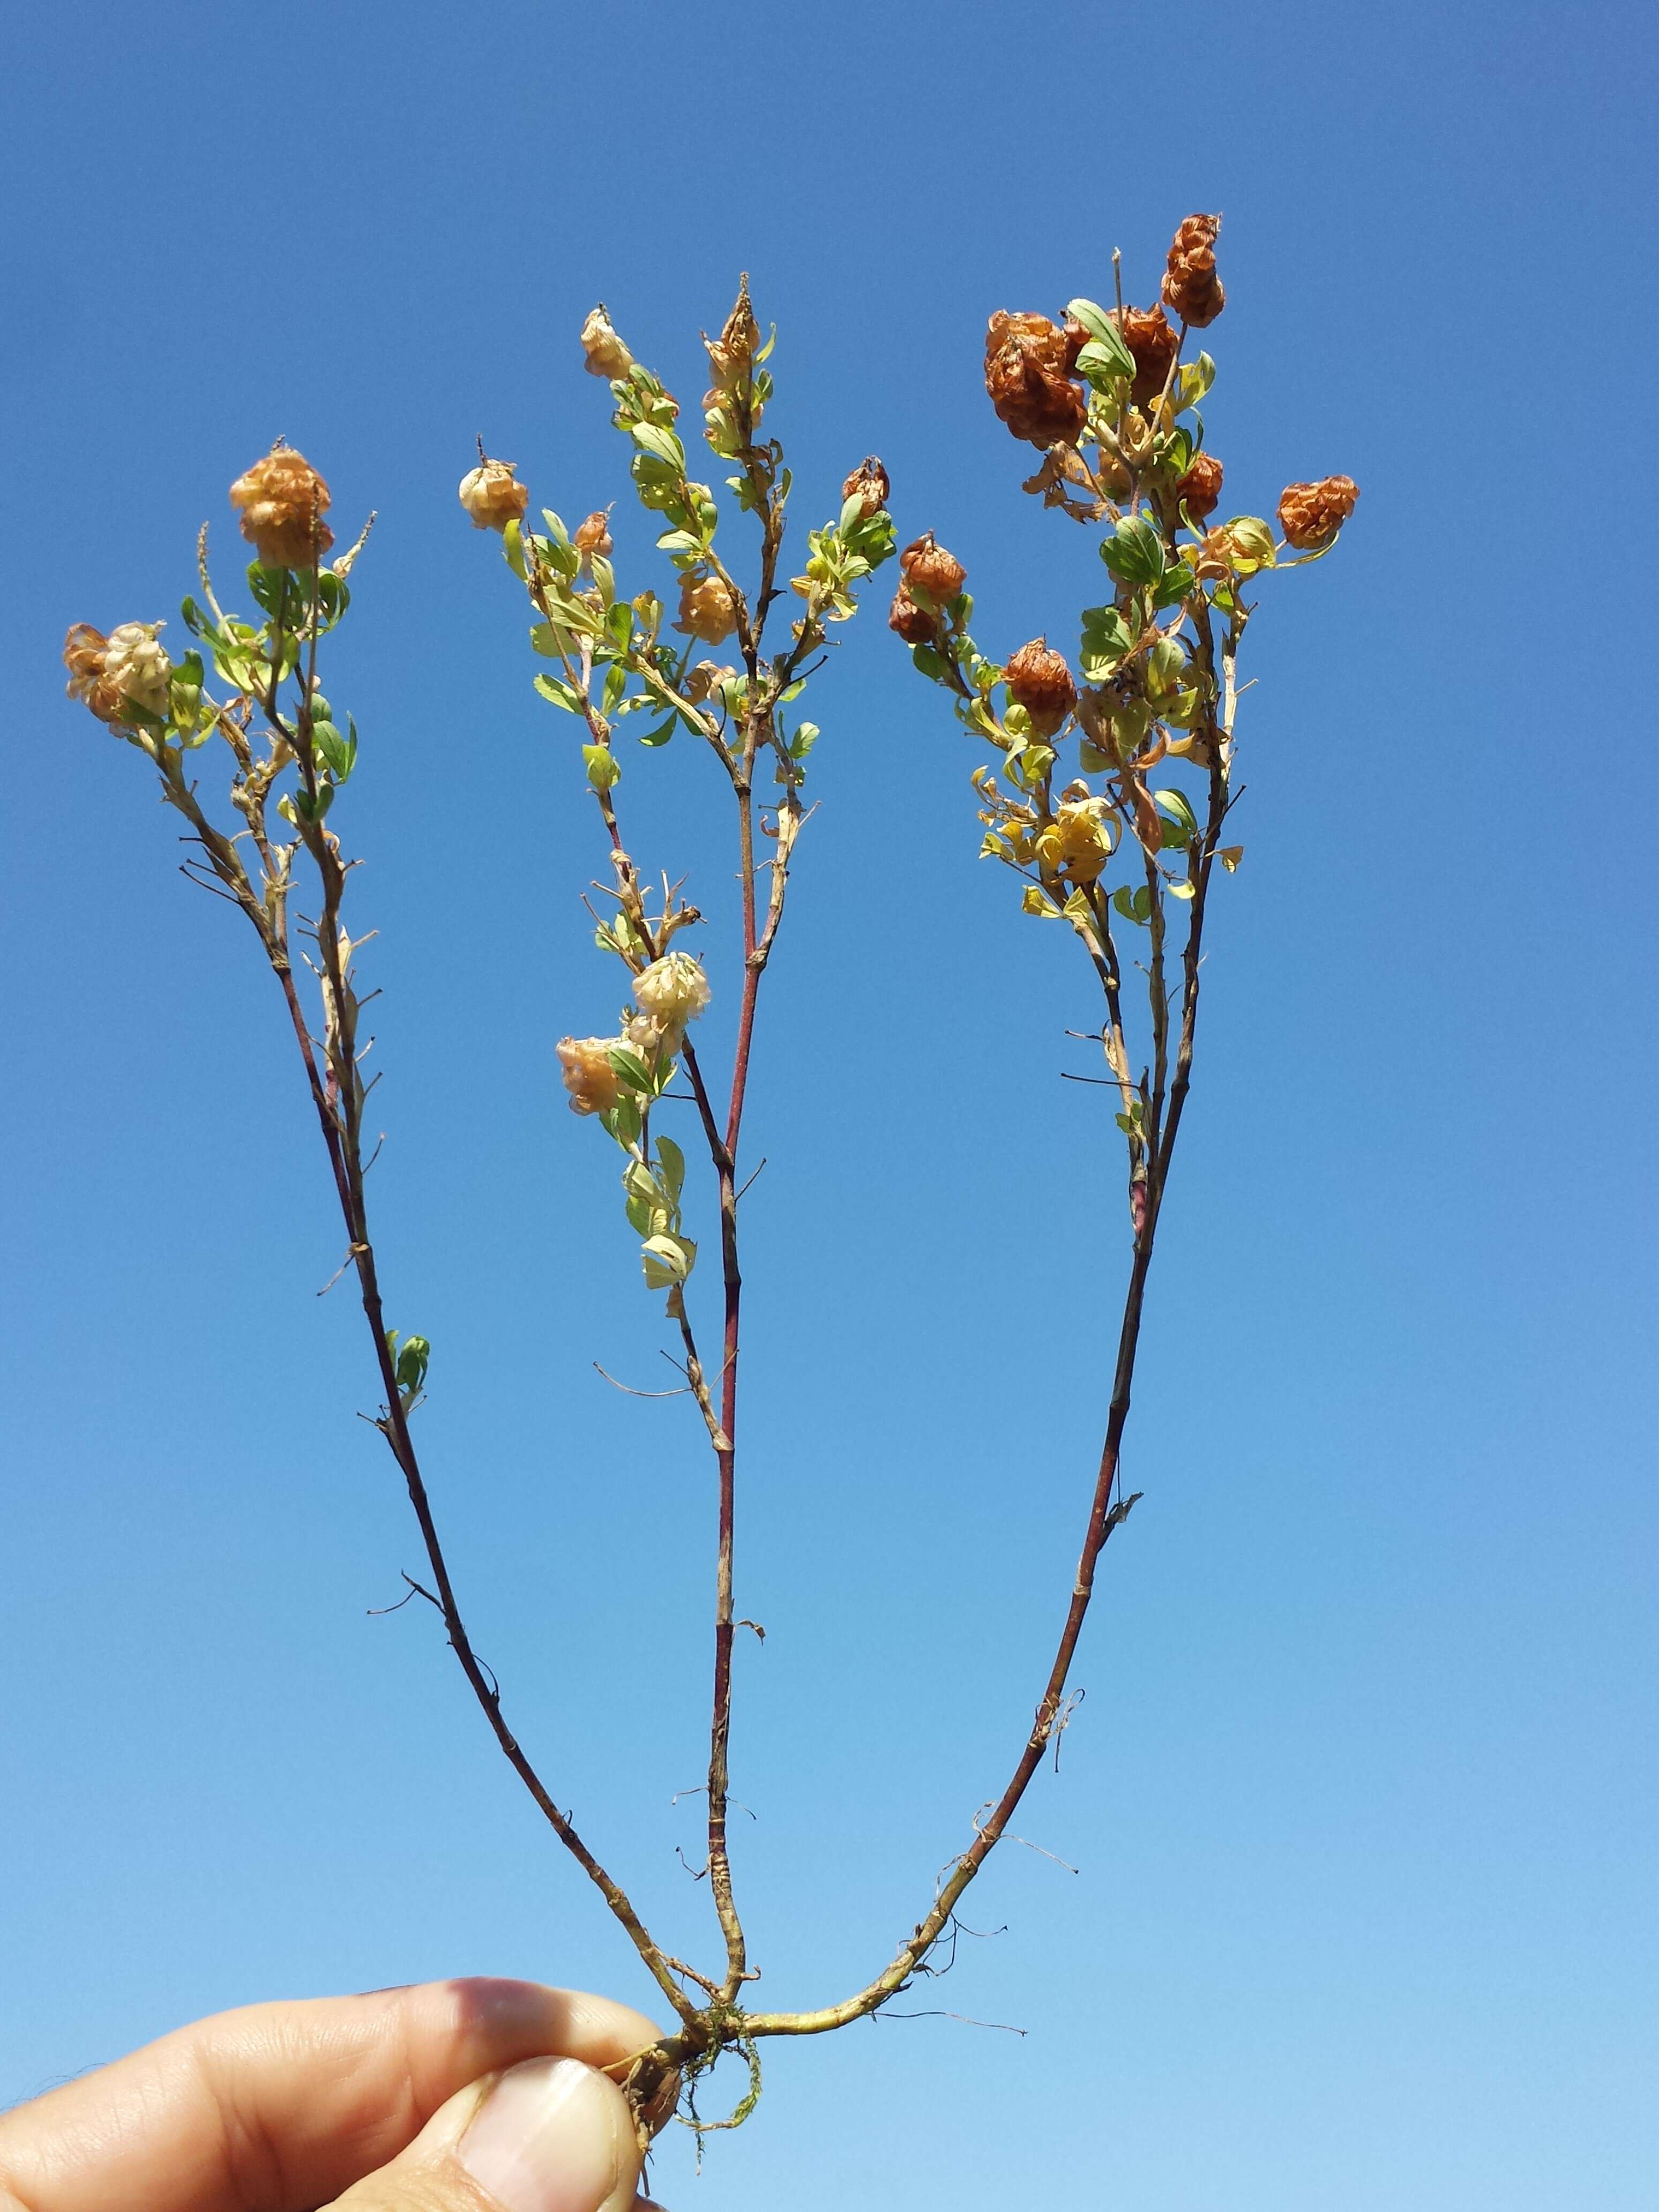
(633, 952, 710, 1034)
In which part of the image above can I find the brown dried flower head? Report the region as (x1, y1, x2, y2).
(705, 278, 760, 393)
(1005, 637, 1078, 739)
(580, 306, 634, 380)
(1110, 306, 1180, 408)
(899, 532, 966, 607)
(1277, 474, 1361, 550)
(674, 570, 739, 645)
(63, 624, 121, 723)
(984, 310, 1088, 449)
(556, 1036, 625, 1118)
(887, 587, 938, 646)
(573, 509, 614, 565)
(841, 456, 890, 518)
(457, 459, 529, 533)
(1175, 452, 1224, 522)
(229, 445, 334, 569)
(1162, 214, 1225, 329)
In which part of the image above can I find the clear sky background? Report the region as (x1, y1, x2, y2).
(2, 3, 1655, 2207)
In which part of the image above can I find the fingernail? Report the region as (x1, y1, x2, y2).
(458, 2056, 625, 2212)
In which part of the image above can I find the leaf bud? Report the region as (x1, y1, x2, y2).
(580, 305, 634, 380)
(458, 458, 530, 533)
(1162, 214, 1226, 328)
(229, 444, 334, 569)
(1004, 638, 1078, 738)
(674, 570, 739, 645)
(1175, 452, 1224, 521)
(841, 455, 890, 518)
(898, 532, 966, 606)
(1277, 475, 1360, 550)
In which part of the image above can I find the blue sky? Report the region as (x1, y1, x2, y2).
(2, 2, 1655, 2206)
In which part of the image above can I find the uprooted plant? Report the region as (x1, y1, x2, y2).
(62, 217, 1355, 2165)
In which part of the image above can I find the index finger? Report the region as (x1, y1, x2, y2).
(0, 1977, 663, 2212)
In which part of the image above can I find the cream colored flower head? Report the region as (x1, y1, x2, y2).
(103, 623, 173, 719)
(580, 306, 634, 380)
(633, 952, 710, 1034)
(458, 459, 530, 532)
(556, 1035, 626, 1117)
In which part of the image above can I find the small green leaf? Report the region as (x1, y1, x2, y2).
(1065, 300, 1134, 380)
(535, 674, 584, 712)
(1101, 514, 1166, 589)
(655, 1135, 685, 1201)
(601, 663, 627, 713)
(395, 1334, 431, 1394)
(503, 517, 527, 580)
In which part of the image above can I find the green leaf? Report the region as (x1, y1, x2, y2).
(655, 1135, 685, 1201)
(1080, 605, 1134, 678)
(656, 527, 703, 556)
(503, 517, 527, 580)
(534, 674, 584, 712)
(910, 643, 947, 681)
(605, 601, 634, 648)
(1074, 339, 1132, 390)
(1101, 513, 1166, 589)
(630, 422, 686, 469)
(639, 718, 676, 747)
(1167, 877, 1197, 899)
(606, 1047, 654, 1092)
(1151, 560, 1196, 611)
(1065, 299, 1135, 380)
(601, 663, 627, 713)
(1154, 786, 1198, 835)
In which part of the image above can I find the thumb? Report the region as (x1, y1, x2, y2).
(326, 2054, 645, 2212)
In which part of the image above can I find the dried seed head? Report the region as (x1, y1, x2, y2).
(580, 305, 634, 380)
(899, 532, 966, 606)
(556, 1035, 626, 1117)
(1277, 474, 1360, 550)
(229, 445, 334, 569)
(457, 458, 530, 533)
(887, 587, 939, 645)
(841, 455, 890, 518)
(633, 950, 711, 1034)
(1175, 452, 1224, 522)
(1005, 637, 1078, 738)
(1109, 306, 1179, 408)
(984, 310, 1089, 449)
(1162, 213, 1225, 328)
(573, 509, 614, 565)
(674, 570, 739, 645)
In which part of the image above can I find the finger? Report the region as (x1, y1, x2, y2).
(0, 1979, 662, 2212)
(324, 2056, 641, 2212)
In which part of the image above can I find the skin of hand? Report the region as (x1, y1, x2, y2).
(0, 1978, 671, 2212)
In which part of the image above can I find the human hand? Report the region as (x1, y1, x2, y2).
(0, 1977, 670, 2211)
